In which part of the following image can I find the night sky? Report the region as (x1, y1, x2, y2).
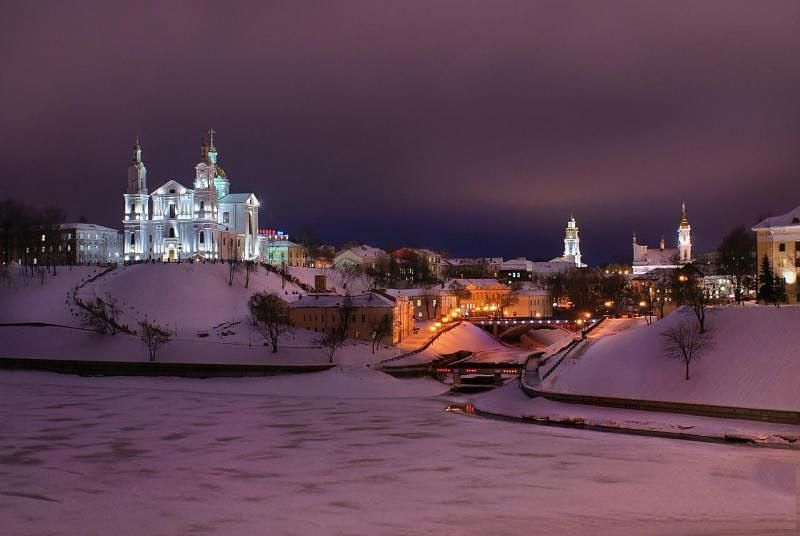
(3, 1, 799, 264)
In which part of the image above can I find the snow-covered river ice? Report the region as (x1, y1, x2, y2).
(0, 370, 796, 535)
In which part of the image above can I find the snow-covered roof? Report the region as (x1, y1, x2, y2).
(219, 193, 259, 205)
(59, 223, 119, 233)
(752, 206, 800, 230)
(289, 292, 396, 309)
(347, 245, 385, 258)
(501, 257, 532, 271)
(445, 257, 503, 266)
(531, 260, 574, 274)
(634, 247, 679, 266)
(264, 239, 303, 248)
(383, 287, 448, 298)
(448, 278, 509, 290)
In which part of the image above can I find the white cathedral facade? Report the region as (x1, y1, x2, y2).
(123, 131, 261, 262)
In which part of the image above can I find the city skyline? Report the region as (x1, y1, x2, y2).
(3, 1, 799, 263)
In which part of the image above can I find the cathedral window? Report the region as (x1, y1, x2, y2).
(199, 231, 205, 244)
(169, 228, 176, 238)
(200, 201, 205, 211)
(223, 212, 230, 223)
(779, 243, 786, 252)
(130, 233, 135, 246)
(169, 204, 177, 218)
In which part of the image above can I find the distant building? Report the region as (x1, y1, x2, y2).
(498, 257, 533, 282)
(333, 244, 386, 270)
(549, 216, 586, 267)
(752, 205, 800, 302)
(288, 292, 414, 345)
(632, 203, 693, 274)
(444, 257, 503, 278)
(258, 230, 306, 267)
(58, 223, 121, 264)
(384, 286, 458, 321)
(503, 285, 552, 318)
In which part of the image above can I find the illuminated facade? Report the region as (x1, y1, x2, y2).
(632, 203, 693, 274)
(122, 131, 260, 261)
(561, 216, 585, 267)
(752, 205, 800, 302)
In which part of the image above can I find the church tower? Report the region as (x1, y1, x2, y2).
(196, 128, 230, 199)
(127, 137, 147, 194)
(677, 202, 692, 263)
(563, 216, 583, 267)
(123, 138, 151, 260)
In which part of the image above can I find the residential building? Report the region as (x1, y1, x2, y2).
(752, 205, 800, 302)
(58, 223, 121, 264)
(288, 292, 414, 345)
(333, 244, 386, 271)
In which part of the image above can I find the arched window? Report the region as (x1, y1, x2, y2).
(200, 201, 205, 211)
(199, 231, 205, 244)
(169, 204, 177, 218)
(169, 228, 176, 238)
(130, 233, 135, 245)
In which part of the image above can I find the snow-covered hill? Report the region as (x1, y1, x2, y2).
(88, 263, 305, 334)
(546, 306, 800, 411)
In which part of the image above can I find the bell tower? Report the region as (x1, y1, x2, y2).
(677, 202, 692, 263)
(563, 215, 583, 267)
(127, 137, 147, 194)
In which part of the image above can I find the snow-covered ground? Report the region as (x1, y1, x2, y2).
(0, 264, 405, 366)
(546, 307, 800, 411)
(1, 370, 797, 535)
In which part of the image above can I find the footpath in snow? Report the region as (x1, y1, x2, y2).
(472, 381, 800, 448)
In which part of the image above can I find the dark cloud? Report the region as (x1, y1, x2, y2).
(2, 1, 799, 262)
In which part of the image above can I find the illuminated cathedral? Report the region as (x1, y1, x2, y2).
(632, 203, 693, 274)
(122, 130, 261, 261)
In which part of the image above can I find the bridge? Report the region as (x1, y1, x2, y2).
(468, 317, 598, 339)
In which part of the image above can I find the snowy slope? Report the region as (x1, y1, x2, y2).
(89, 263, 306, 333)
(0, 265, 101, 325)
(546, 306, 800, 411)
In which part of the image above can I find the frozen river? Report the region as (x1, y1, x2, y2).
(0, 370, 796, 535)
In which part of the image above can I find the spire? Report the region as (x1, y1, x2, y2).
(201, 128, 218, 164)
(632, 231, 637, 244)
(131, 136, 142, 163)
(659, 235, 665, 250)
(208, 127, 216, 151)
(680, 201, 688, 226)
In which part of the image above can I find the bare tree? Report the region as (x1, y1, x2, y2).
(79, 295, 125, 334)
(661, 316, 714, 380)
(448, 280, 471, 308)
(370, 312, 391, 353)
(248, 292, 291, 353)
(318, 294, 354, 363)
(138, 318, 172, 362)
(335, 263, 362, 291)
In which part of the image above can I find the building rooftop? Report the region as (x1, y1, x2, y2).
(289, 292, 396, 309)
(752, 206, 800, 230)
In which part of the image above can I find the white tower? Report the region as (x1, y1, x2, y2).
(123, 138, 151, 260)
(563, 216, 583, 267)
(126, 137, 147, 194)
(677, 202, 692, 263)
